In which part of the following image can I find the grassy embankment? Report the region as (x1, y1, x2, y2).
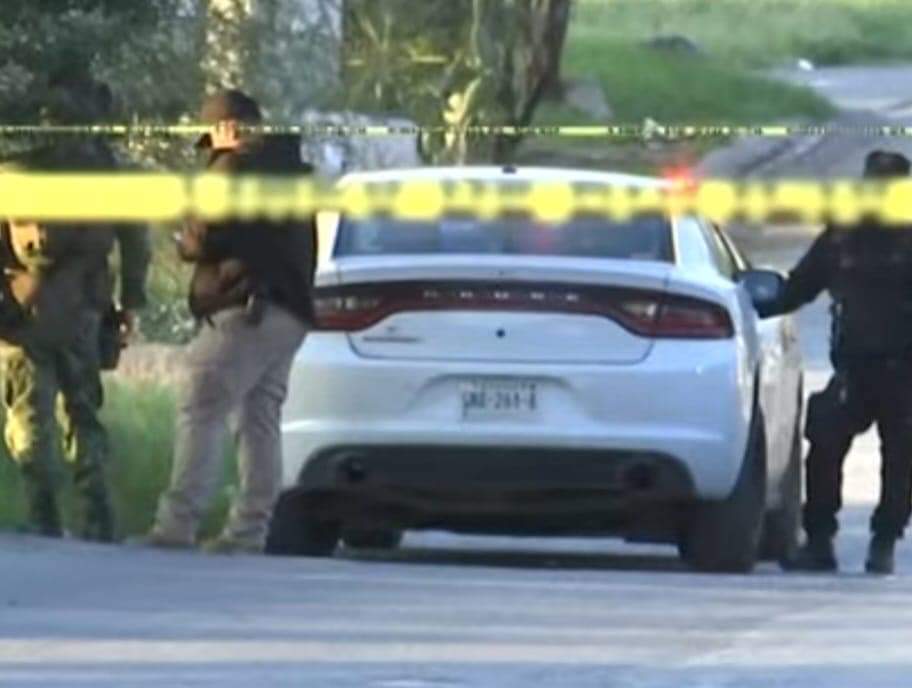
(529, 0, 912, 170)
(0, 381, 236, 538)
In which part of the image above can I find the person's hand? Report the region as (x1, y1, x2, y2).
(176, 221, 205, 262)
(210, 119, 241, 150)
(119, 310, 139, 346)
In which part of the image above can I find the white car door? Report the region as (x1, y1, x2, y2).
(712, 225, 802, 485)
(675, 216, 762, 425)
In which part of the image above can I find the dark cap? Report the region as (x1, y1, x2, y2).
(195, 89, 262, 149)
(863, 150, 911, 178)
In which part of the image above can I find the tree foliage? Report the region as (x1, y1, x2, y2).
(0, 0, 343, 342)
(0, 0, 203, 165)
(343, 0, 573, 164)
(203, 0, 341, 121)
(0, 1, 199, 121)
(0, 0, 341, 161)
(0, 0, 575, 339)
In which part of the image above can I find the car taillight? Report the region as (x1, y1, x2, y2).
(650, 294, 734, 339)
(606, 293, 732, 339)
(312, 293, 386, 330)
(312, 282, 732, 339)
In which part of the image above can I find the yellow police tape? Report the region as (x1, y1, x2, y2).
(4, 173, 912, 225)
(4, 123, 912, 138)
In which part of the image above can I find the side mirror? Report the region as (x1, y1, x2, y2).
(738, 268, 785, 315)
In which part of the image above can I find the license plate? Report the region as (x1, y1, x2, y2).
(460, 379, 539, 421)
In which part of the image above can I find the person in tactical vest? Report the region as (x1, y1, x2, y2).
(760, 150, 912, 575)
(134, 89, 315, 554)
(0, 68, 150, 541)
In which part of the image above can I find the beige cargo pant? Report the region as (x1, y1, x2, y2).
(153, 303, 307, 546)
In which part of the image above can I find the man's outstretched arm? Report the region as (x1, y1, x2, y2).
(759, 227, 833, 318)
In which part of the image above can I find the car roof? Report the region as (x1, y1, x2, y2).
(338, 166, 671, 189)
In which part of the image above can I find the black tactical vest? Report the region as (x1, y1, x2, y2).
(828, 223, 912, 362)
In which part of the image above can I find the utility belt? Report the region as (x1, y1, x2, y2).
(832, 346, 912, 371)
(199, 285, 281, 328)
(243, 284, 304, 325)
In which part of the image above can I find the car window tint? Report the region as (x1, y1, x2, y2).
(336, 214, 674, 261)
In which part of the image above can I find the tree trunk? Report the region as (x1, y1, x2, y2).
(342, 0, 572, 165)
(539, 0, 572, 99)
(202, 0, 255, 92)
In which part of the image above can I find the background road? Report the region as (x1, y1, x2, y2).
(775, 63, 912, 120)
(769, 63, 912, 178)
(701, 63, 912, 179)
(2, 67, 911, 688)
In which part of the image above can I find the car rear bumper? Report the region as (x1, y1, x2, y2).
(289, 445, 695, 538)
(302, 444, 694, 499)
(281, 333, 753, 501)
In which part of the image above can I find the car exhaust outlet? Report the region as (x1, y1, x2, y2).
(625, 463, 656, 492)
(337, 454, 368, 484)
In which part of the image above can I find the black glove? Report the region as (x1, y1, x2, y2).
(755, 296, 785, 319)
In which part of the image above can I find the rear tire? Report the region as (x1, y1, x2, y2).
(342, 529, 404, 551)
(760, 420, 802, 563)
(681, 410, 767, 573)
(265, 491, 340, 557)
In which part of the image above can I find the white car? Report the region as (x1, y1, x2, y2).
(270, 166, 804, 573)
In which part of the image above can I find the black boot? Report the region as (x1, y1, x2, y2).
(865, 535, 896, 575)
(73, 460, 116, 543)
(782, 535, 837, 572)
(79, 489, 116, 543)
(83, 503, 115, 543)
(23, 482, 63, 538)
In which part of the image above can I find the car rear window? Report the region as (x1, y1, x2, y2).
(334, 214, 673, 261)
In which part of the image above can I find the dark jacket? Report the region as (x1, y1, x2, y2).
(179, 135, 317, 323)
(772, 220, 912, 365)
(0, 140, 150, 346)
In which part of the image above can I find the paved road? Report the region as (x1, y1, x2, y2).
(0, 489, 904, 688)
(0, 237, 902, 688)
(766, 63, 912, 178)
(701, 63, 912, 179)
(3, 68, 912, 687)
(775, 64, 912, 118)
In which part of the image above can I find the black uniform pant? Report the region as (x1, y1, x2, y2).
(803, 359, 912, 540)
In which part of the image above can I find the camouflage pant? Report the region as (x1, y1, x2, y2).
(0, 311, 113, 540)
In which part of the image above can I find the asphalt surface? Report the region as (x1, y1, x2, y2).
(768, 63, 912, 179)
(775, 63, 912, 119)
(0, 492, 904, 688)
(3, 67, 912, 687)
(700, 63, 912, 179)
(0, 227, 899, 688)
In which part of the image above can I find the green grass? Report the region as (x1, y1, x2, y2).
(523, 41, 834, 174)
(571, 0, 912, 68)
(519, 0, 892, 172)
(560, 40, 835, 125)
(529, 1, 912, 168)
(0, 379, 237, 539)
